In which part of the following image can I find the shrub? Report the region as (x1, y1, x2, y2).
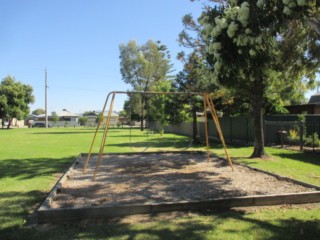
(287, 129, 299, 144)
(304, 132, 320, 147)
(289, 129, 298, 139)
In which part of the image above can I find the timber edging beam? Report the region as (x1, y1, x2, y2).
(37, 191, 320, 223)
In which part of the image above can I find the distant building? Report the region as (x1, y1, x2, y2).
(285, 93, 320, 115)
(83, 111, 119, 126)
(25, 114, 38, 126)
(35, 109, 79, 127)
(1, 118, 25, 128)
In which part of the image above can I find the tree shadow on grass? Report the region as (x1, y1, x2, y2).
(0, 157, 74, 180)
(271, 151, 320, 167)
(209, 142, 250, 149)
(54, 207, 320, 239)
(0, 190, 46, 224)
(0, 156, 78, 239)
(0, 154, 319, 239)
(2, 206, 320, 240)
(29, 128, 138, 135)
(106, 137, 205, 151)
(31, 131, 98, 135)
(0, 190, 48, 240)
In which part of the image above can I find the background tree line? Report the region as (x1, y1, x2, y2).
(119, 0, 320, 158)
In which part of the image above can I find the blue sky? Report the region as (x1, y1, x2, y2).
(1, 1, 318, 115)
(0, 0, 205, 114)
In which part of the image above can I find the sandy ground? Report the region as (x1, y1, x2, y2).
(51, 152, 317, 209)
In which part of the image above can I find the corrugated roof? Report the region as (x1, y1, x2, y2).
(54, 110, 79, 117)
(38, 110, 79, 117)
(87, 111, 119, 117)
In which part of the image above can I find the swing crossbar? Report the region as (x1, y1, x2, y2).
(82, 91, 234, 179)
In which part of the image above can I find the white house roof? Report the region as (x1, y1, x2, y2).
(82, 111, 119, 117)
(107, 112, 119, 117)
(54, 110, 79, 117)
(38, 110, 79, 118)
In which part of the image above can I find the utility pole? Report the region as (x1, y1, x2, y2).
(45, 69, 48, 128)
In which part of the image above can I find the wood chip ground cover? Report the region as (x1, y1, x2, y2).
(50, 152, 317, 209)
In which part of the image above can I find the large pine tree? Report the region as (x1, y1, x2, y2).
(199, 0, 320, 157)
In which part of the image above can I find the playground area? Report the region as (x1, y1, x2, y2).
(35, 91, 320, 223)
(35, 151, 320, 223)
(1, 128, 320, 239)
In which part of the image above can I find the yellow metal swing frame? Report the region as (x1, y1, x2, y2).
(82, 91, 234, 179)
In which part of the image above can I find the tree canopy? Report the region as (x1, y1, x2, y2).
(174, 52, 212, 143)
(180, 1, 319, 112)
(119, 40, 172, 92)
(149, 81, 172, 135)
(32, 108, 45, 116)
(197, 0, 320, 157)
(119, 40, 173, 130)
(79, 116, 88, 126)
(0, 76, 34, 128)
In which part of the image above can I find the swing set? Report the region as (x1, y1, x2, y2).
(82, 91, 234, 180)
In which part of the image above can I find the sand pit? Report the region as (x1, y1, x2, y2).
(49, 152, 318, 209)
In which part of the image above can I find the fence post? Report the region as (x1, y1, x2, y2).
(263, 117, 266, 145)
(312, 120, 315, 152)
(280, 124, 284, 148)
(230, 117, 233, 142)
(299, 122, 304, 152)
(216, 121, 219, 140)
(246, 117, 249, 144)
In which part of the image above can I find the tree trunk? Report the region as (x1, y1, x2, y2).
(192, 107, 200, 144)
(250, 86, 267, 158)
(140, 96, 144, 131)
(140, 110, 144, 131)
(7, 119, 11, 129)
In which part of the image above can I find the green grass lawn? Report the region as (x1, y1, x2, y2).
(211, 145, 320, 186)
(0, 127, 319, 240)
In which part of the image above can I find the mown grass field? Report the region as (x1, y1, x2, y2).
(0, 127, 319, 240)
(212, 145, 320, 186)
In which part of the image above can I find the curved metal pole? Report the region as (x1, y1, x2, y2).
(206, 96, 234, 171)
(82, 91, 114, 174)
(93, 92, 116, 180)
